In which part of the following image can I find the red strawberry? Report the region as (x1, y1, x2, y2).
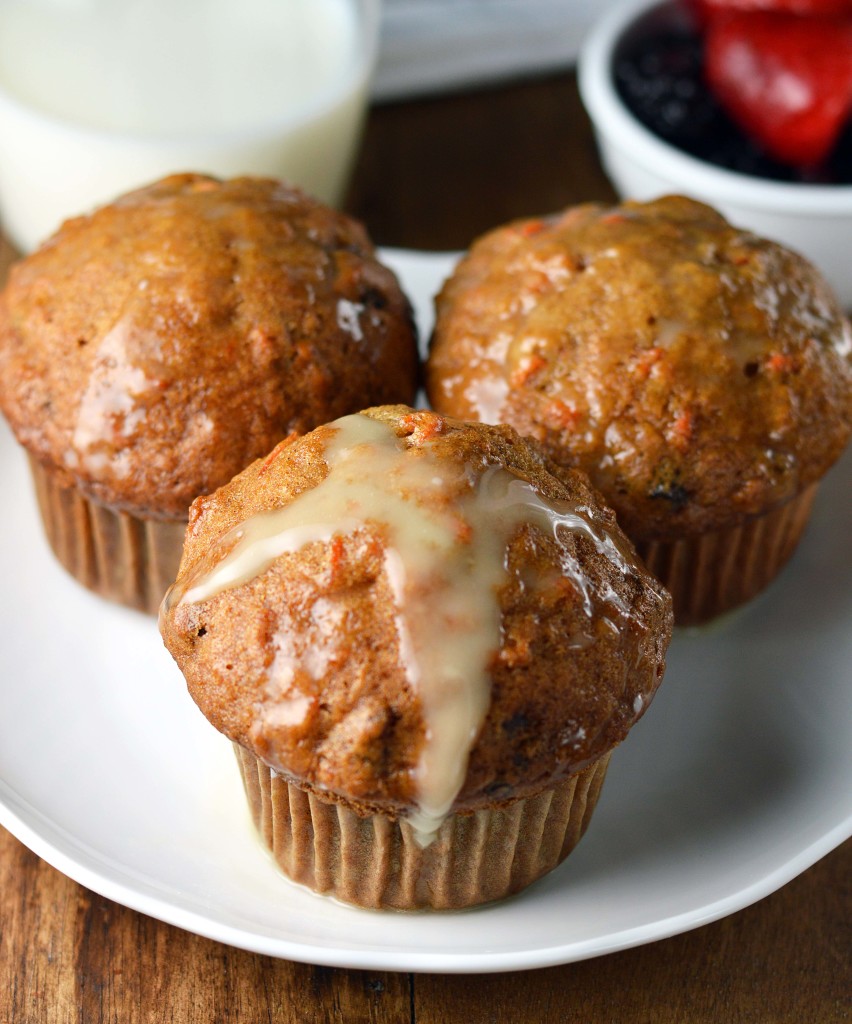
(705, 12, 852, 165)
(691, 0, 852, 15)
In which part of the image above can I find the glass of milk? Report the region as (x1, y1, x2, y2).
(0, 0, 381, 252)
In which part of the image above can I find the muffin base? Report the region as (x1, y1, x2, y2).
(636, 484, 818, 627)
(234, 744, 612, 911)
(29, 456, 187, 615)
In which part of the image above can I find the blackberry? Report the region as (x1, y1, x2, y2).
(827, 118, 852, 184)
(691, 114, 801, 182)
(614, 24, 852, 184)
(614, 29, 718, 146)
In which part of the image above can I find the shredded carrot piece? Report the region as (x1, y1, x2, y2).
(767, 352, 795, 373)
(510, 354, 547, 387)
(674, 411, 693, 439)
(519, 219, 545, 237)
(634, 347, 663, 379)
(258, 432, 299, 475)
(400, 410, 445, 443)
(544, 399, 581, 430)
(328, 535, 345, 578)
(601, 212, 627, 225)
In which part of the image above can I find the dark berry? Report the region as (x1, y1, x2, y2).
(827, 118, 852, 184)
(613, 24, 852, 184)
(614, 30, 718, 145)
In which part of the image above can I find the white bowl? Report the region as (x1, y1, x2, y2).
(0, 0, 381, 254)
(578, 0, 852, 308)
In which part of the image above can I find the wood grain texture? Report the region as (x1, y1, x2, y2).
(1, 71, 850, 1023)
(346, 71, 617, 251)
(415, 840, 852, 1024)
(0, 829, 411, 1024)
(1, 826, 849, 1023)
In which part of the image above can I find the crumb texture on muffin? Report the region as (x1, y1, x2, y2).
(0, 174, 419, 519)
(160, 406, 672, 843)
(427, 195, 852, 541)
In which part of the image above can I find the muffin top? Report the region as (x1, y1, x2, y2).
(427, 196, 852, 540)
(160, 405, 672, 843)
(0, 174, 418, 519)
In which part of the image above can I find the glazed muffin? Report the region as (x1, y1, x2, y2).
(427, 196, 852, 624)
(0, 173, 419, 613)
(160, 405, 672, 910)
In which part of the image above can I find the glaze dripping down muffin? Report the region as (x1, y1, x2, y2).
(160, 405, 672, 910)
(427, 196, 852, 623)
(0, 173, 419, 611)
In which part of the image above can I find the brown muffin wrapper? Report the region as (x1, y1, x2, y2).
(234, 744, 612, 911)
(29, 456, 187, 615)
(636, 483, 818, 627)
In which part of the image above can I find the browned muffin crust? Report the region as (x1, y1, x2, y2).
(427, 196, 852, 541)
(0, 174, 418, 519)
(160, 405, 672, 820)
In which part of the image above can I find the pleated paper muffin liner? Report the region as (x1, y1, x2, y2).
(636, 484, 818, 627)
(234, 744, 612, 911)
(29, 456, 187, 615)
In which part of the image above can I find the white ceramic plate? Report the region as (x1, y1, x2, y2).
(1, 250, 850, 973)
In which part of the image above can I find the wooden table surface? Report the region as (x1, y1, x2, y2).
(1, 71, 850, 1024)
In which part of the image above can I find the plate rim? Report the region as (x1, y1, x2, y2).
(2, 779, 849, 972)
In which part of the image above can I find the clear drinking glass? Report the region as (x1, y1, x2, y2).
(0, 0, 381, 252)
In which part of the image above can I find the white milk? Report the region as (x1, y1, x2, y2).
(0, 0, 378, 251)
